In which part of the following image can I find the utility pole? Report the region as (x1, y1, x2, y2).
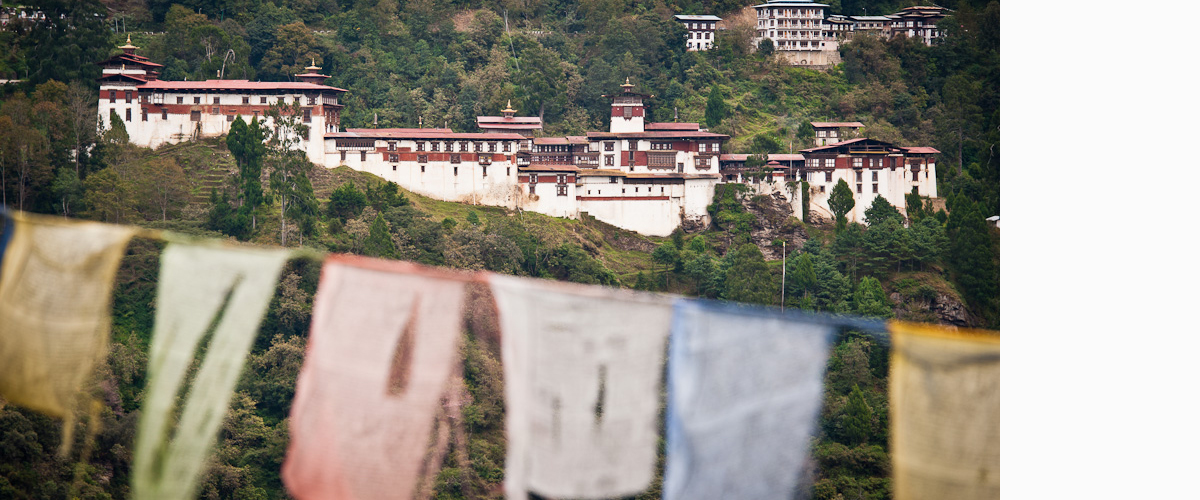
(780, 240, 786, 311)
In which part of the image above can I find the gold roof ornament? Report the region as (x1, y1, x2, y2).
(305, 58, 321, 72)
(621, 77, 634, 92)
(502, 100, 517, 114)
(119, 34, 139, 51)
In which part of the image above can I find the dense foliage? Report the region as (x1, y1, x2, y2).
(0, 0, 997, 497)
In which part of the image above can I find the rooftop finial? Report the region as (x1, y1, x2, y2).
(119, 34, 139, 51)
(502, 100, 516, 116)
(621, 77, 634, 93)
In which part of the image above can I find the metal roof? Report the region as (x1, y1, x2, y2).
(586, 131, 729, 140)
(139, 79, 347, 93)
(811, 121, 865, 128)
(329, 129, 525, 140)
(674, 15, 722, 21)
(645, 122, 701, 131)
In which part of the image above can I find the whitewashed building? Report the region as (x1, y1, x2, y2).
(98, 39, 346, 165)
(799, 138, 938, 223)
(674, 15, 721, 51)
(752, 0, 841, 67)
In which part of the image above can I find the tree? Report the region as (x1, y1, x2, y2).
(844, 384, 872, 445)
(757, 37, 775, 57)
(82, 167, 134, 223)
(945, 198, 998, 321)
(50, 167, 82, 217)
(327, 182, 367, 220)
(941, 74, 983, 175)
(863, 195, 902, 227)
(140, 157, 190, 221)
(852, 277, 893, 319)
(705, 86, 728, 128)
(227, 116, 267, 229)
(362, 213, 397, 259)
(265, 103, 316, 246)
(722, 244, 774, 305)
(829, 179, 855, 231)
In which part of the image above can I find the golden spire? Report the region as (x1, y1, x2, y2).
(621, 77, 634, 93)
(119, 34, 139, 51)
(502, 100, 516, 114)
(305, 58, 321, 72)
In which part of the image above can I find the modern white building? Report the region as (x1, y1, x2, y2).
(674, 15, 721, 51)
(751, 0, 841, 67)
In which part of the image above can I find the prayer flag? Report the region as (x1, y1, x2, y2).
(889, 321, 1000, 500)
(282, 255, 473, 500)
(133, 243, 291, 500)
(0, 210, 136, 454)
(491, 274, 673, 500)
(663, 300, 834, 500)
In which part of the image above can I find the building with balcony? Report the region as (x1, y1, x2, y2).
(811, 121, 864, 146)
(476, 101, 543, 137)
(752, 0, 841, 67)
(675, 15, 721, 51)
(886, 5, 950, 46)
(800, 138, 938, 222)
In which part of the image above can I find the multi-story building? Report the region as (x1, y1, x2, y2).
(811, 121, 863, 146)
(675, 15, 721, 51)
(800, 138, 938, 222)
(99, 40, 346, 165)
(886, 6, 950, 46)
(751, 0, 841, 67)
(718, 154, 805, 182)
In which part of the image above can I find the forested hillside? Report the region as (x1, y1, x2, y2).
(0, 0, 998, 498)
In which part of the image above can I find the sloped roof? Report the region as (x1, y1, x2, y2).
(586, 131, 729, 140)
(330, 129, 525, 140)
(811, 121, 864, 128)
(645, 122, 701, 131)
(138, 79, 347, 93)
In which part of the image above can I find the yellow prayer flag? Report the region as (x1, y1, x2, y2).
(889, 320, 1000, 500)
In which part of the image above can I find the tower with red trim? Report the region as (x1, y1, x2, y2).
(602, 78, 653, 134)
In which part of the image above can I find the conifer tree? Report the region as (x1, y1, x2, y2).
(844, 384, 873, 445)
(363, 213, 397, 258)
(829, 179, 855, 231)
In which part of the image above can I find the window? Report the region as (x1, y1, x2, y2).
(444, 142, 452, 151)
(459, 142, 468, 152)
(307, 95, 316, 105)
(482, 166, 487, 177)
(605, 142, 614, 151)
(819, 185, 826, 193)
(389, 154, 399, 162)
(488, 142, 496, 153)
(418, 154, 428, 163)
(177, 96, 183, 104)
(872, 171, 878, 181)
(557, 185, 567, 196)
(340, 151, 346, 161)
(824, 158, 834, 168)
(651, 142, 672, 150)
(605, 155, 614, 166)
(431, 142, 440, 152)
(361, 151, 367, 161)
(856, 183, 862, 193)
(628, 140, 637, 150)
(416, 142, 425, 152)
(125, 90, 132, 103)
(422, 165, 426, 173)
(191, 110, 201, 121)
(242, 96, 250, 104)
(853, 157, 863, 168)
(912, 171, 919, 182)
(474, 142, 482, 152)
(454, 167, 458, 176)
(450, 154, 461, 164)
(503, 142, 511, 153)
(388, 142, 396, 151)
(557, 174, 567, 184)
(194, 97, 201, 104)
(109, 91, 116, 103)
(141, 109, 148, 122)
(212, 106, 220, 115)
(161, 109, 168, 120)
(610, 176, 618, 183)
(261, 97, 268, 104)
(226, 114, 235, 122)
(507, 167, 511, 176)
(125, 108, 132, 121)
(872, 183, 878, 193)
(696, 157, 710, 169)
(303, 109, 311, 123)
(213, 97, 220, 105)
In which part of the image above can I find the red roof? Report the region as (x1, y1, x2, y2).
(477, 116, 542, 124)
(520, 164, 579, 172)
(138, 79, 347, 92)
(100, 73, 148, 83)
(719, 154, 805, 162)
(478, 123, 543, 130)
(587, 131, 729, 140)
(810, 121, 864, 128)
(645, 122, 701, 131)
(330, 129, 526, 140)
(534, 137, 570, 145)
(902, 146, 940, 154)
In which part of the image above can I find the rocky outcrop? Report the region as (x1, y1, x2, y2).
(743, 192, 807, 260)
(890, 291, 972, 327)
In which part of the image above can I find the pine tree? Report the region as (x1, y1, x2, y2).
(829, 179, 855, 231)
(363, 213, 397, 259)
(844, 384, 873, 445)
(705, 86, 728, 128)
(852, 277, 893, 319)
